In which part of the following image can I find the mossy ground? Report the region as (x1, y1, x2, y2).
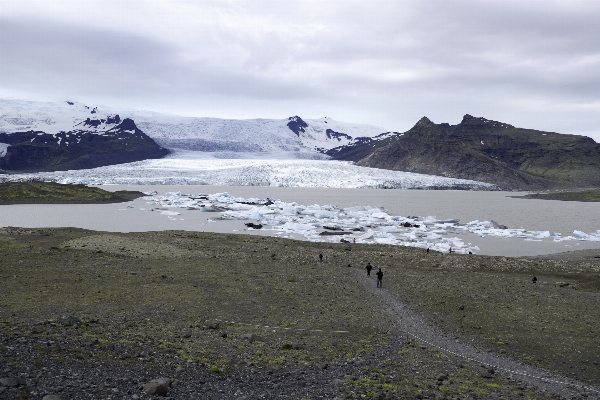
(1, 227, 598, 398)
(518, 189, 600, 202)
(0, 181, 143, 204)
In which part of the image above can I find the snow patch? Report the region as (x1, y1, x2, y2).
(0, 143, 10, 158)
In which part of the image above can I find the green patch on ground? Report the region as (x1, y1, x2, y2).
(517, 189, 600, 202)
(0, 181, 142, 204)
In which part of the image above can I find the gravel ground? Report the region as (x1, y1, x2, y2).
(1, 228, 599, 399)
(357, 271, 600, 399)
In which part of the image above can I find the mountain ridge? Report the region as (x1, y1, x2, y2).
(328, 114, 600, 190)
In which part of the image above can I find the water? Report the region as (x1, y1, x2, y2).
(1, 185, 599, 257)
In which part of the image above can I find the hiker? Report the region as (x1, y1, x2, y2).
(426, 247, 430, 253)
(366, 262, 373, 277)
(449, 247, 452, 253)
(376, 268, 383, 288)
(532, 276, 537, 284)
(319, 253, 323, 262)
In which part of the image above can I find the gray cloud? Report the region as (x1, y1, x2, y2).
(1, 0, 599, 140)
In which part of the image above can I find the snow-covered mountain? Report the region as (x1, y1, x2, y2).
(0, 99, 168, 171)
(0, 99, 507, 190)
(0, 99, 398, 157)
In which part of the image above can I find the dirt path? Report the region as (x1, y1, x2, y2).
(356, 272, 600, 400)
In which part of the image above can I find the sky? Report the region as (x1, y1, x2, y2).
(1, 0, 600, 140)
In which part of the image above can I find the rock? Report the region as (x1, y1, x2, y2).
(240, 333, 264, 342)
(458, 305, 464, 310)
(60, 315, 81, 327)
(221, 332, 228, 338)
(42, 396, 62, 400)
(490, 220, 508, 229)
(149, 377, 172, 387)
(207, 322, 220, 330)
(0, 377, 20, 387)
(142, 382, 168, 396)
(436, 374, 448, 381)
(30, 326, 44, 334)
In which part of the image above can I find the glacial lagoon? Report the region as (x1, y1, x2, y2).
(1, 185, 600, 257)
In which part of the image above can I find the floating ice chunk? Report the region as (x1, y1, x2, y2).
(164, 191, 181, 196)
(161, 211, 181, 216)
(281, 222, 317, 231)
(370, 212, 389, 219)
(143, 190, 158, 195)
(357, 229, 375, 240)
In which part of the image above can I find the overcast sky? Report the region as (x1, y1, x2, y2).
(1, 0, 600, 140)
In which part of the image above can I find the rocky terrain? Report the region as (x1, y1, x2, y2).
(328, 115, 600, 190)
(1, 227, 599, 399)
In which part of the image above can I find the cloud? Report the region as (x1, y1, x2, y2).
(1, 0, 599, 140)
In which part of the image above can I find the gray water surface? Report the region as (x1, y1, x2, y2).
(1, 185, 599, 257)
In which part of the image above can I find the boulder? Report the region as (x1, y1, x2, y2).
(142, 382, 168, 396)
(240, 333, 264, 343)
(149, 378, 172, 387)
(0, 377, 20, 387)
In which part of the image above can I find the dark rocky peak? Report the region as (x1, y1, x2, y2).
(414, 116, 434, 128)
(66, 101, 74, 105)
(287, 116, 308, 136)
(82, 118, 102, 128)
(460, 114, 514, 129)
(106, 115, 121, 125)
(113, 118, 138, 132)
(325, 129, 352, 141)
(91, 107, 98, 114)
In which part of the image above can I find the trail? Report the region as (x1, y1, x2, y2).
(355, 271, 600, 400)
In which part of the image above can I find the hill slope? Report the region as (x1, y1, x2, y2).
(328, 115, 600, 190)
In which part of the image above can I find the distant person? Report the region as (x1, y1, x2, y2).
(376, 268, 383, 288)
(449, 247, 452, 253)
(366, 262, 373, 277)
(319, 253, 323, 262)
(532, 276, 537, 284)
(426, 247, 430, 254)
(353, 238, 356, 243)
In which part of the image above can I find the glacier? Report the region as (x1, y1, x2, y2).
(0, 150, 503, 189)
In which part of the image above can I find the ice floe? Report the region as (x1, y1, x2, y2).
(136, 191, 600, 254)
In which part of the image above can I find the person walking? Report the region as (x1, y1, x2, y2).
(366, 262, 373, 277)
(319, 253, 323, 262)
(376, 268, 383, 288)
